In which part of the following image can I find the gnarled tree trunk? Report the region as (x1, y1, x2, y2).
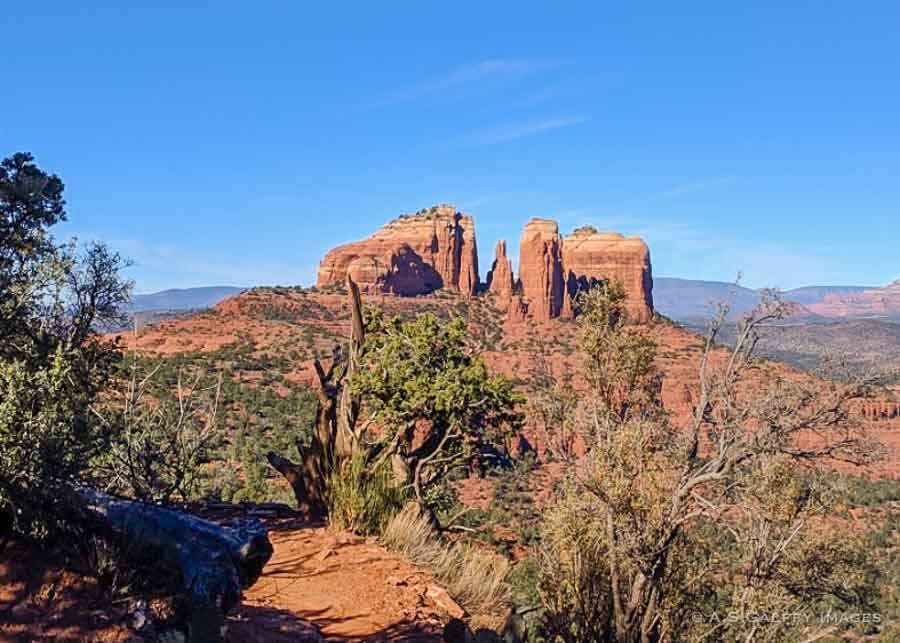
(267, 276, 365, 517)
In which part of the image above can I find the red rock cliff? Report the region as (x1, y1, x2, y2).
(316, 204, 479, 296)
(562, 226, 654, 323)
(517, 219, 567, 321)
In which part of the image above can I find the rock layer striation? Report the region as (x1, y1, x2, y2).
(562, 226, 654, 323)
(316, 205, 478, 296)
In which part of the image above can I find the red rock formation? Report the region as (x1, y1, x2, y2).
(506, 294, 529, 324)
(456, 215, 479, 296)
(316, 205, 478, 297)
(517, 219, 566, 321)
(806, 280, 900, 319)
(562, 226, 654, 323)
(853, 399, 900, 420)
(486, 240, 514, 306)
(513, 220, 654, 323)
(317, 208, 655, 324)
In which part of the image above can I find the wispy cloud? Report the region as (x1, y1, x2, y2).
(371, 58, 563, 107)
(467, 115, 589, 146)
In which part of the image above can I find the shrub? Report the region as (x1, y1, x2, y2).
(327, 450, 406, 535)
(97, 363, 222, 504)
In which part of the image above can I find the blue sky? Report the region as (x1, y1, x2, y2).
(5, 2, 898, 293)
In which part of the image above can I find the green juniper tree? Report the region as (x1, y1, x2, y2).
(0, 152, 131, 538)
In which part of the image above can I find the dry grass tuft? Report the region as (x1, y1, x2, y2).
(382, 503, 510, 615)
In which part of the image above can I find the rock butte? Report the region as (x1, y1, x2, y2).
(317, 205, 655, 323)
(563, 225, 654, 323)
(316, 204, 479, 297)
(517, 218, 567, 322)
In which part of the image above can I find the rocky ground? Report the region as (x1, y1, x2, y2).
(0, 517, 479, 642)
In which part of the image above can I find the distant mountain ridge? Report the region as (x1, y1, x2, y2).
(135, 278, 898, 324)
(653, 278, 876, 321)
(130, 286, 244, 312)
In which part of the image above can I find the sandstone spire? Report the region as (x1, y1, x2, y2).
(517, 219, 566, 322)
(486, 240, 514, 304)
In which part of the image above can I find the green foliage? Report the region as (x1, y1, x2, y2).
(114, 348, 318, 504)
(351, 310, 523, 509)
(217, 420, 298, 505)
(326, 450, 406, 535)
(0, 152, 131, 538)
(0, 349, 111, 537)
(576, 281, 659, 429)
(0, 152, 66, 295)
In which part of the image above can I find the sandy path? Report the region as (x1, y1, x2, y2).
(228, 523, 446, 642)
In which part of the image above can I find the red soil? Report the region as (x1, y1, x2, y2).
(0, 539, 132, 642)
(232, 521, 447, 642)
(0, 521, 465, 642)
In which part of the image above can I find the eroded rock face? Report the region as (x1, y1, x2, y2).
(517, 219, 567, 321)
(317, 208, 655, 324)
(806, 280, 900, 319)
(854, 399, 900, 420)
(486, 240, 514, 305)
(563, 226, 654, 323)
(512, 220, 654, 323)
(316, 205, 478, 296)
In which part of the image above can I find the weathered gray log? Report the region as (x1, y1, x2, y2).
(76, 487, 273, 640)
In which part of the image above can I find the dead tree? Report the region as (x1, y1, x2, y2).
(76, 487, 273, 642)
(267, 276, 365, 516)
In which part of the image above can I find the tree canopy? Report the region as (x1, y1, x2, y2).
(0, 152, 131, 538)
(352, 310, 523, 510)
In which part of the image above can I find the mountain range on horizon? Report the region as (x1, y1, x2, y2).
(129, 286, 245, 312)
(132, 279, 900, 322)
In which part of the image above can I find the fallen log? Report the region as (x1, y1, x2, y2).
(76, 487, 273, 642)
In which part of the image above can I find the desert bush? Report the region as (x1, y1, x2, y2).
(326, 449, 406, 535)
(351, 311, 523, 517)
(523, 283, 884, 642)
(0, 349, 114, 537)
(0, 152, 131, 539)
(382, 503, 510, 615)
(111, 347, 317, 504)
(96, 361, 222, 504)
(530, 486, 612, 642)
